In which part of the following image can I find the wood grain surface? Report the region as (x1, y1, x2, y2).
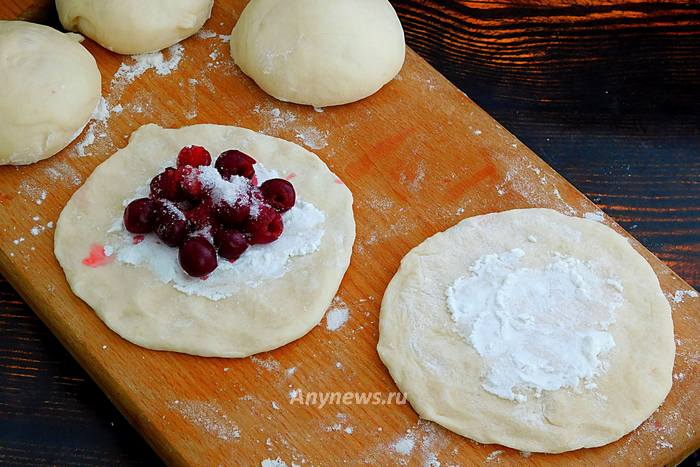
(1, 0, 699, 465)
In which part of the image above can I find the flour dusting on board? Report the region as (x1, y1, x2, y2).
(253, 104, 298, 131)
(260, 458, 287, 467)
(295, 127, 329, 150)
(169, 400, 240, 441)
(251, 356, 281, 373)
(485, 450, 504, 463)
(114, 44, 185, 84)
(494, 153, 577, 215)
(393, 433, 415, 455)
(670, 289, 698, 303)
(325, 297, 349, 331)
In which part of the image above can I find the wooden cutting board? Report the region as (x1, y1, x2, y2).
(2, 1, 699, 465)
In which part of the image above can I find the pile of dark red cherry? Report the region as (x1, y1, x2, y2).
(123, 146, 296, 278)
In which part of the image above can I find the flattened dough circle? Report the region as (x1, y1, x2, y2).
(55, 124, 355, 357)
(377, 208, 674, 453)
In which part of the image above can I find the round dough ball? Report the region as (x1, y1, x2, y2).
(378, 208, 675, 453)
(56, 0, 214, 54)
(230, 0, 406, 107)
(0, 21, 101, 166)
(55, 124, 355, 358)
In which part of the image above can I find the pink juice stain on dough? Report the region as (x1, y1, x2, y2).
(82, 244, 114, 268)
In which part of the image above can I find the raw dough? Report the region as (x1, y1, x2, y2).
(55, 124, 355, 357)
(230, 0, 406, 107)
(0, 21, 101, 165)
(377, 208, 675, 453)
(56, 0, 214, 54)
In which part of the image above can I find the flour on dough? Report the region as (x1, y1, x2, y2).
(378, 208, 674, 453)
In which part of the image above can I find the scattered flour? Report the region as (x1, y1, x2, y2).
(169, 400, 240, 441)
(261, 458, 287, 467)
(113, 44, 185, 84)
(393, 433, 415, 455)
(584, 211, 605, 223)
(485, 450, 504, 462)
(253, 104, 298, 131)
(197, 29, 230, 42)
(424, 453, 441, 467)
(671, 289, 698, 303)
(325, 297, 350, 331)
(44, 162, 82, 186)
(656, 439, 673, 449)
(251, 356, 281, 373)
(295, 127, 329, 150)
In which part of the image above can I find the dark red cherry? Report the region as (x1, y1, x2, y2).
(215, 150, 256, 180)
(185, 199, 215, 233)
(178, 166, 208, 201)
(150, 168, 184, 201)
(214, 198, 251, 227)
(215, 228, 249, 261)
(247, 205, 284, 244)
(124, 198, 157, 234)
(260, 178, 296, 213)
(177, 145, 211, 168)
(154, 203, 187, 247)
(179, 237, 218, 277)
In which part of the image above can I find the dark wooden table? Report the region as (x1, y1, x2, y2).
(1, 1, 698, 465)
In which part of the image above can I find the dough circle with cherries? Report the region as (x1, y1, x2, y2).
(377, 208, 674, 453)
(230, 0, 406, 107)
(55, 124, 355, 357)
(56, 0, 214, 54)
(0, 21, 101, 165)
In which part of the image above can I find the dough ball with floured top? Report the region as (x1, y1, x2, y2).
(230, 0, 406, 107)
(56, 0, 214, 55)
(0, 21, 101, 166)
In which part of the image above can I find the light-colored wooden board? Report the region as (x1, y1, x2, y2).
(1, 1, 699, 465)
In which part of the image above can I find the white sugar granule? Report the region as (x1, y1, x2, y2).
(325, 298, 349, 331)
